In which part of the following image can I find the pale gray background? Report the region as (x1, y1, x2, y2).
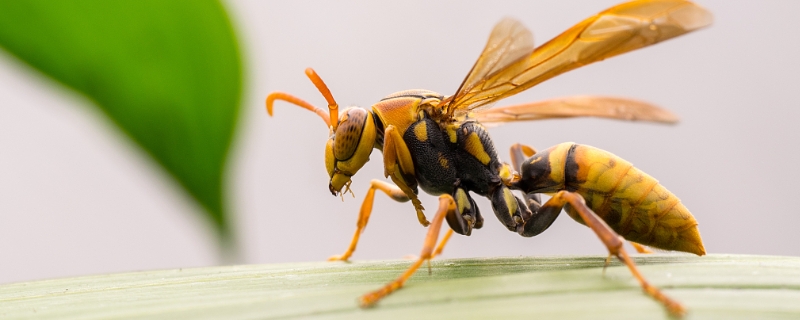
(1, 1, 798, 284)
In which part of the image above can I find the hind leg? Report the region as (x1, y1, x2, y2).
(631, 242, 654, 254)
(534, 191, 686, 317)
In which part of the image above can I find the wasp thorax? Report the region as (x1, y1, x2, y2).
(325, 107, 377, 196)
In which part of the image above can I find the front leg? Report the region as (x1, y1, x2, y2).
(383, 125, 428, 226)
(329, 179, 411, 262)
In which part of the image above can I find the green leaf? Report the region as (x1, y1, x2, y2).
(0, 1, 242, 247)
(0, 254, 797, 319)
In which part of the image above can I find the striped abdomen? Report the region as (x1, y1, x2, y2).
(518, 142, 705, 255)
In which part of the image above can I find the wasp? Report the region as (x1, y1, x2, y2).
(266, 0, 711, 317)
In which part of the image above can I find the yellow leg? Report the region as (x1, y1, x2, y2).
(359, 195, 455, 308)
(432, 229, 454, 258)
(402, 228, 453, 262)
(383, 125, 428, 226)
(509, 143, 537, 170)
(551, 191, 686, 318)
(329, 180, 410, 262)
(631, 242, 654, 254)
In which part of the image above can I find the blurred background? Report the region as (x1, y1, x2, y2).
(1, 0, 798, 285)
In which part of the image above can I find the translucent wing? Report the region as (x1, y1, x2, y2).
(442, 0, 712, 117)
(447, 17, 534, 114)
(472, 96, 679, 127)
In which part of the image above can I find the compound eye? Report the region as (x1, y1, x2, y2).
(333, 108, 368, 161)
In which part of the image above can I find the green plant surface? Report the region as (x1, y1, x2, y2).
(0, 254, 797, 319)
(0, 0, 242, 246)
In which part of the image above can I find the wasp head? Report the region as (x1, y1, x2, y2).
(325, 107, 377, 196)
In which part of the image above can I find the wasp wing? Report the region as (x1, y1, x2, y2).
(446, 17, 534, 115)
(443, 0, 712, 117)
(472, 96, 678, 127)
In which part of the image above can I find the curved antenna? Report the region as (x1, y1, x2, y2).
(305, 68, 340, 131)
(265, 92, 331, 127)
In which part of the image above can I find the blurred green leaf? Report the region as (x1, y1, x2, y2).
(0, 1, 242, 247)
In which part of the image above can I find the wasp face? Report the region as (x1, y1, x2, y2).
(325, 107, 377, 196)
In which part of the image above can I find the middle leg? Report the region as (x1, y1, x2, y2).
(434, 187, 486, 258)
(359, 194, 456, 307)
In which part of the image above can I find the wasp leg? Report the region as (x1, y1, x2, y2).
(489, 184, 530, 232)
(359, 194, 456, 308)
(540, 191, 686, 317)
(431, 229, 453, 258)
(509, 143, 537, 168)
(410, 227, 453, 262)
(328, 179, 411, 262)
(433, 185, 487, 258)
(434, 187, 486, 259)
(446, 187, 484, 236)
(509, 143, 541, 208)
(631, 242, 654, 254)
(383, 125, 428, 226)
(517, 193, 561, 238)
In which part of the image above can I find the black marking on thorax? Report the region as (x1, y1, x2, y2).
(454, 121, 502, 196)
(403, 116, 458, 195)
(372, 110, 385, 150)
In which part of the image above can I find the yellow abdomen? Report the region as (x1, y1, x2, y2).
(562, 144, 705, 255)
